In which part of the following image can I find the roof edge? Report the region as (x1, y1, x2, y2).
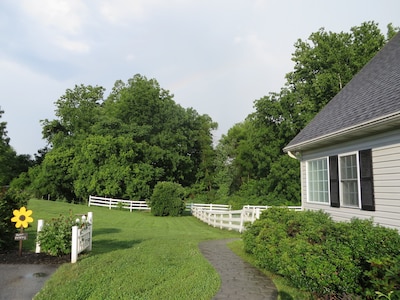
(283, 112, 400, 153)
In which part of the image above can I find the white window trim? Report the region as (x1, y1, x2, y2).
(338, 151, 361, 209)
(306, 157, 330, 205)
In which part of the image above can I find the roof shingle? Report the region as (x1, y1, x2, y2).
(285, 32, 400, 151)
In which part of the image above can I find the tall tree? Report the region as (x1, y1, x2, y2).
(41, 84, 105, 147)
(221, 21, 396, 205)
(29, 75, 217, 201)
(0, 109, 32, 187)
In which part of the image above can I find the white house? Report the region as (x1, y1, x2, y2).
(284, 32, 400, 231)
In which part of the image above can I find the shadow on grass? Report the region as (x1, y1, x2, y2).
(278, 291, 294, 300)
(93, 227, 122, 235)
(91, 238, 143, 255)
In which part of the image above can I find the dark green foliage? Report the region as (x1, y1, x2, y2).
(243, 208, 400, 298)
(5, 23, 399, 206)
(22, 75, 216, 202)
(364, 256, 400, 299)
(149, 182, 185, 217)
(36, 212, 76, 256)
(215, 22, 396, 206)
(0, 109, 33, 187)
(0, 190, 27, 250)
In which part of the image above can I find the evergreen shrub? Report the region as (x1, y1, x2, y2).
(149, 182, 185, 216)
(242, 208, 400, 299)
(0, 190, 27, 250)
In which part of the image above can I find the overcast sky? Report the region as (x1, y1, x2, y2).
(1, 0, 399, 156)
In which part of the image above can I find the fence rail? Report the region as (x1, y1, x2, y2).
(88, 195, 302, 233)
(88, 195, 150, 211)
(88, 196, 232, 212)
(187, 203, 231, 211)
(191, 205, 302, 233)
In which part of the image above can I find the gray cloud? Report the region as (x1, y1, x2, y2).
(1, 0, 399, 155)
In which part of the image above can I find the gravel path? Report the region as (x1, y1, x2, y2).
(199, 239, 278, 300)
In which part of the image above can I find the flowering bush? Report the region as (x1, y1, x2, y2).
(37, 211, 89, 256)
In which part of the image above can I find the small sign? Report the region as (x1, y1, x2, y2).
(14, 233, 28, 241)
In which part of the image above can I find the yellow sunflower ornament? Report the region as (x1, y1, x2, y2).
(11, 206, 33, 228)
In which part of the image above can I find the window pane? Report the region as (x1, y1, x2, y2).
(340, 154, 359, 207)
(307, 158, 329, 203)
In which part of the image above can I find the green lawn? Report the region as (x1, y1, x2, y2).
(26, 199, 240, 300)
(24, 199, 310, 299)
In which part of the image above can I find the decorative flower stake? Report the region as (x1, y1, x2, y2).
(11, 206, 33, 256)
(11, 206, 33, 228)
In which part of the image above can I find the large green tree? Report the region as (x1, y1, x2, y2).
(0, 109, 32, 187)
(216, 21, 397, 205)
(26, 74, 216, 202)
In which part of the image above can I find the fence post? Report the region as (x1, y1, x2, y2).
(88, 212, 93, 251)
(88, 195, 91, 207)
(71, 225, 78, 263)
(35, 219, 44, 253)
(239, 211, 244, 233)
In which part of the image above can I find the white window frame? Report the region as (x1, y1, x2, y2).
(338, 152, 361, 208)
(306, 157, 330, 204)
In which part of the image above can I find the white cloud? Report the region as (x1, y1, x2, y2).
(54, 36, 90, 54)
(1, 0, 399, 155)
(99, 0, 146, 24)
(20, 0, 87, 35)
(0, 58, 69, 155)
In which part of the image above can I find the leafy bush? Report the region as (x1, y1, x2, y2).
(37, 211, 77, 256)
(0, 190, 27, 250)
(243, 208, 400, 298)
(149, 182, 185, 216)
(364, 255, 400, 299)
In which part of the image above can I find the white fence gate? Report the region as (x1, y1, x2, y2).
(71, 212, 93, 263)
(36, 212, 93, 263)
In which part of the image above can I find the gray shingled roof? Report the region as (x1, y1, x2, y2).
(284, 32, 400, 152)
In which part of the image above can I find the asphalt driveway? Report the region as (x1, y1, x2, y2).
(0, 264, 58, 300)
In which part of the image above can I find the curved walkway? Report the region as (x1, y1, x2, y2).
(199, 239, 278, 300)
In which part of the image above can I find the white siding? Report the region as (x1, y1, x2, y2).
(302, 143, 400, 232)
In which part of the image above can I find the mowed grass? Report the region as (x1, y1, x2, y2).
(25, 199, 240, 300)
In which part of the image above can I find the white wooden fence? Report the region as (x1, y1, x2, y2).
(186, 203, 231, 211)
(36, 212, 93, 263)
(87, 195, 302, 233)
(71, 212, 93, 263)
(88, 195, 150, 211)
(191, 205, 302, 233)
(88, 196, 232, 212)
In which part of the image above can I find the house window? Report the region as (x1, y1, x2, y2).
(339, 153, 360, 208)
(307, 158, 329, 203)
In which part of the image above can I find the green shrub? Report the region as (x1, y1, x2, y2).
(36, 211, 76, 256)
(243, 208, 400, 298)
(0, 190, 27, 250)
(149, 182, 185, 217)
(364, 255, 400, 299)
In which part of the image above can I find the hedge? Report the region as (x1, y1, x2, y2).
(242, 208, 400, 299)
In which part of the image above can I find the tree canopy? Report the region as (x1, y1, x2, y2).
(215, 21, 397, 205)
(7, 21, 399, 206)
(25, 74, 216, 201)
(0, 109, 32, 187)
